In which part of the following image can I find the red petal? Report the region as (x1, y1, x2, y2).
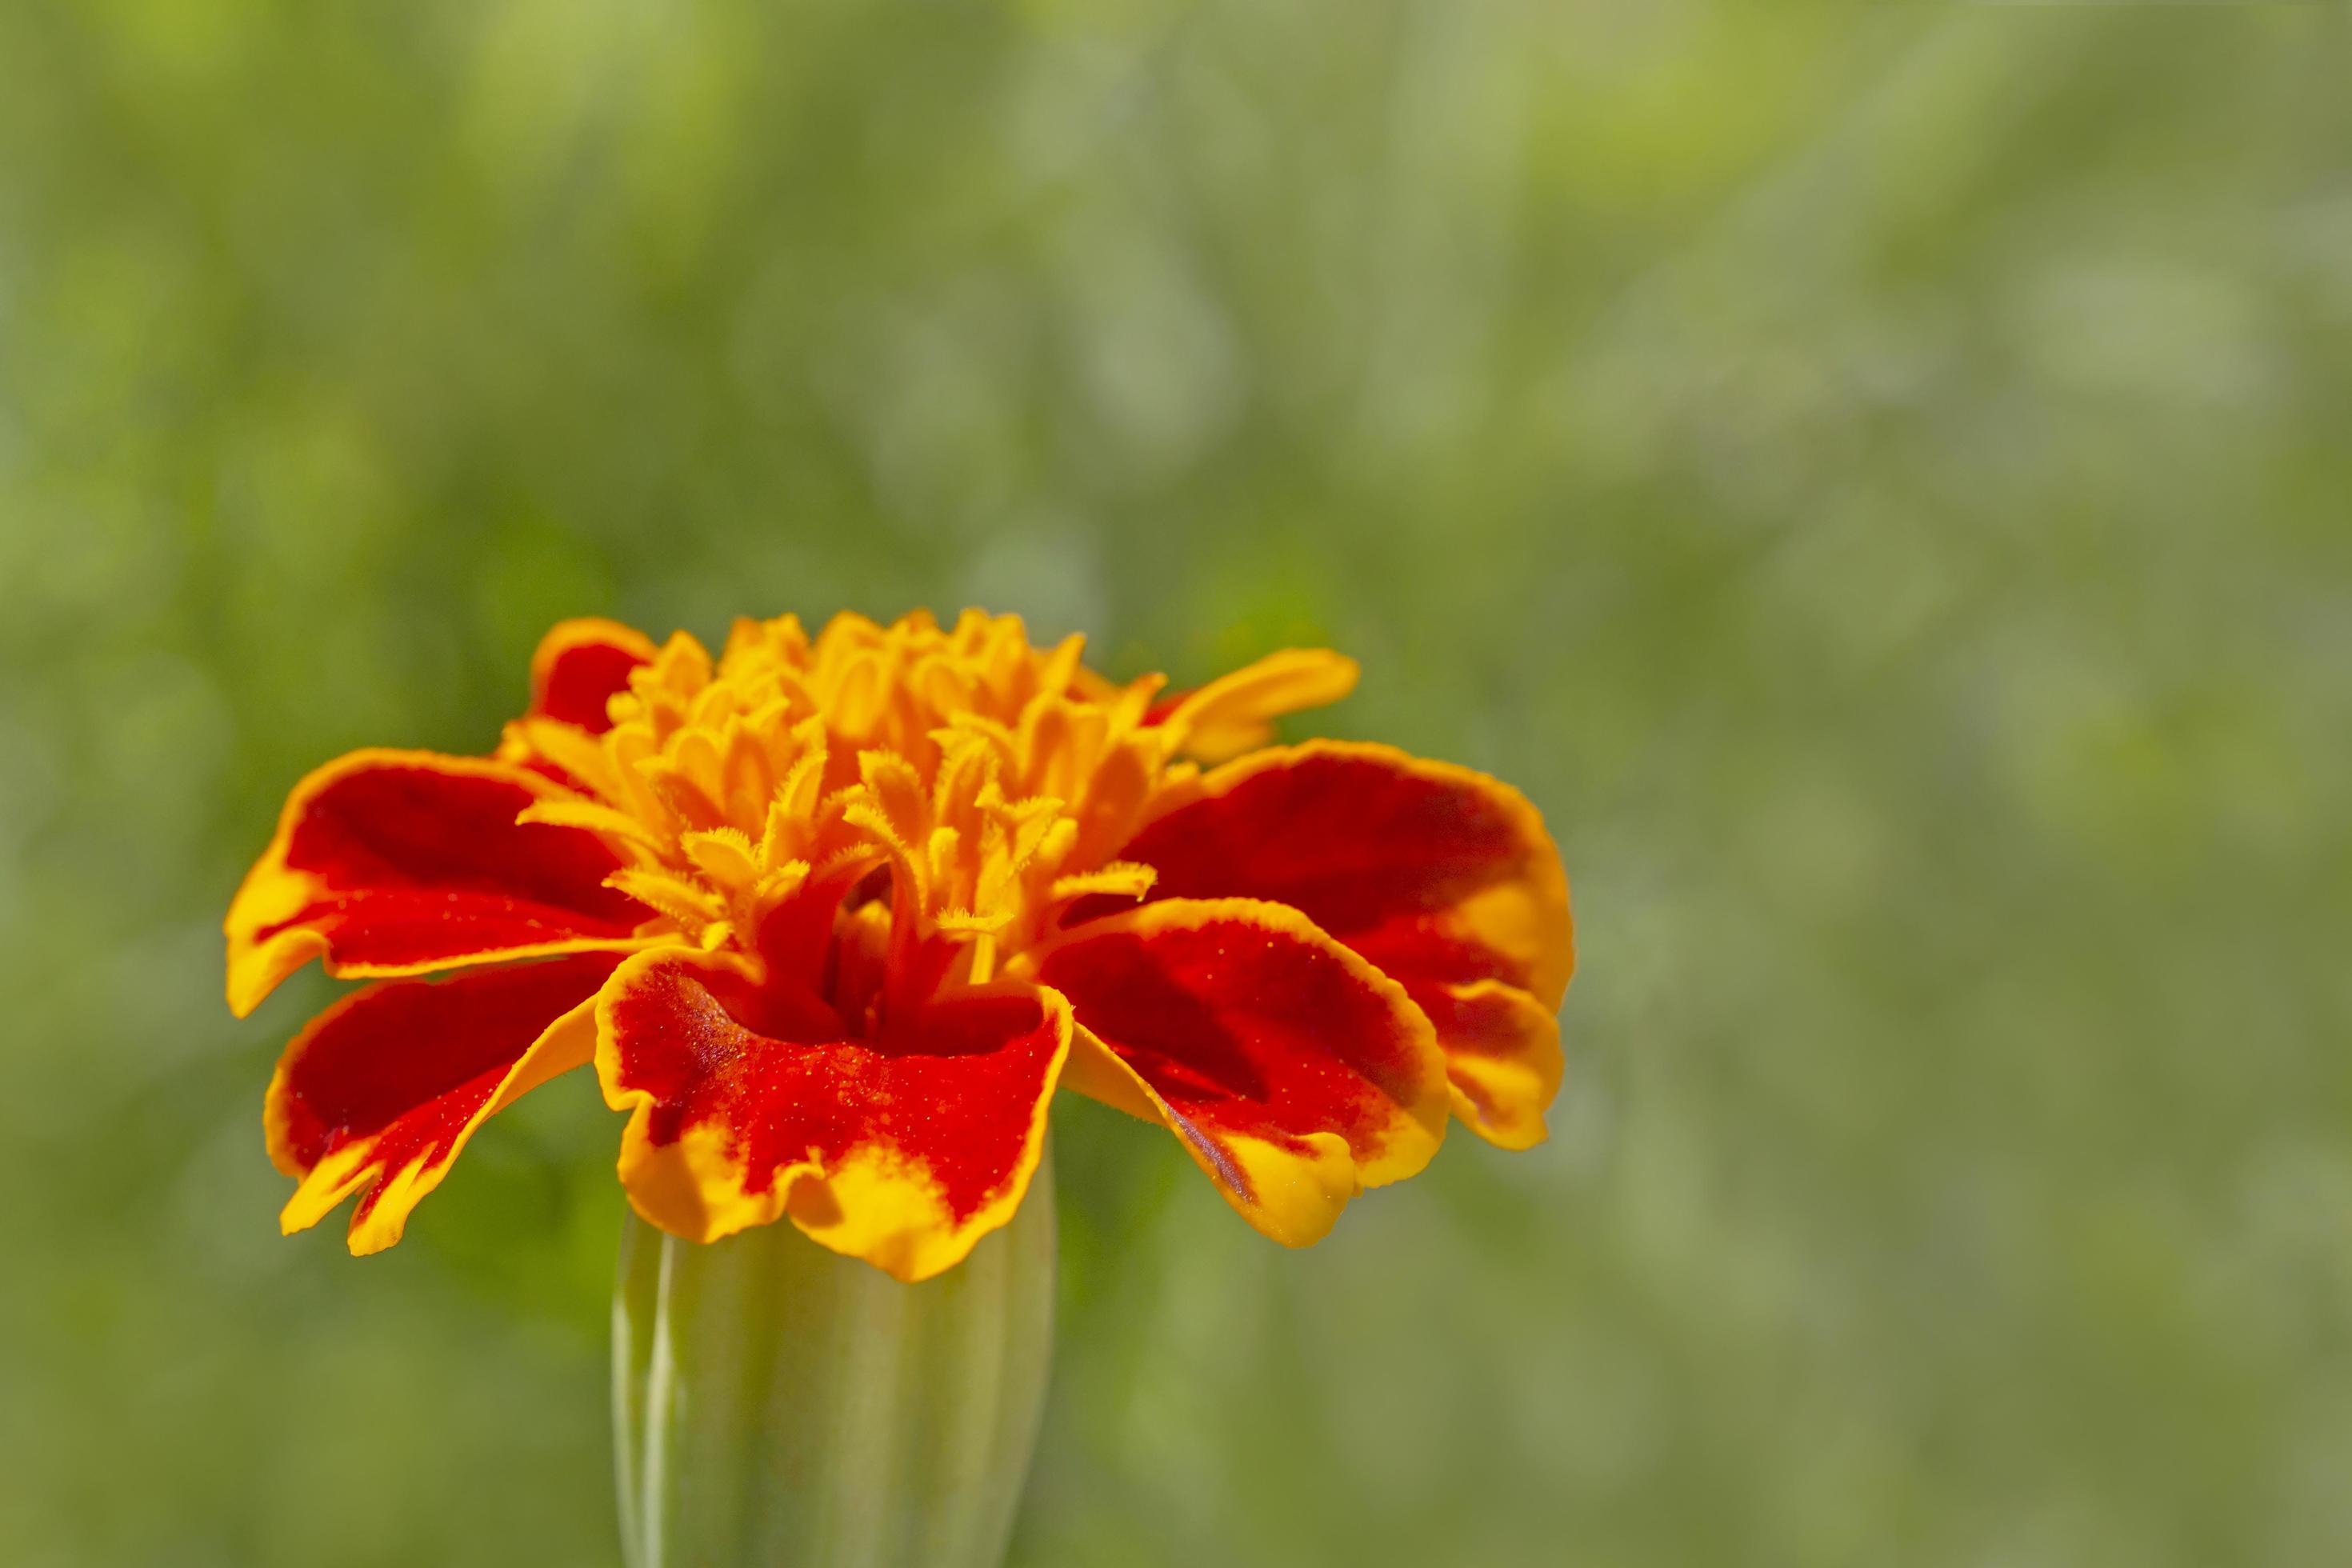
(225, 750, 650, 1016)
(1402, 978, 1562, 1151)
(595, 952, 1070, 1282)
(1113, 740, 1571, 1000)
(528, 618, 658, 733)
(1103, 740, 1573, 1144)
(1034, 898, 1447, 1247)
(268, 953, 622, 1253)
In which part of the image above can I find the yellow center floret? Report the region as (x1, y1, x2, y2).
(499, 610, 1354, 996)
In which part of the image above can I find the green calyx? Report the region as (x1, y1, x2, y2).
(613, 1144, 1057, 1568)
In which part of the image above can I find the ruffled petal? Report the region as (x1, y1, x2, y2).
(267, 953, 623, 1253)
(225, 750, 653, 1017)
(1101, 739, 1571, 1145)
(527, 617, 658, 732)
(1403, 978, 1563, 1151)
(595, 951, 1071, 1282)
(1033, 898, 1447, 1248)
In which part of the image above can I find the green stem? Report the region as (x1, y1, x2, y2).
(613, 1145, 1056, 1568)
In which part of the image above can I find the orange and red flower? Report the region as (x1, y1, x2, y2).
(228, 611, 1572, 1281)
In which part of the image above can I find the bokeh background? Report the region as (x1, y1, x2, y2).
(5, 2, 2350, 1564)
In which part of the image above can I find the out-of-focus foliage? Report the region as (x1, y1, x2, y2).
(4, 2, 2349, 1563)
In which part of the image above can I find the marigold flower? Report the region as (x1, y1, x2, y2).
(228, 610, 1573, 1281)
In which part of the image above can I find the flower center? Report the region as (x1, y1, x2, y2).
(506, 611, 1189, 997)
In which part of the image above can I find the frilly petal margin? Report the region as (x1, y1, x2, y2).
(1106, 739, 1574, 1146)
(267, 953, 623, 1253)
(594, 950, 1072, 1283)
(526, 617, 658, 733)
(224, 750, 653, 1017)
(1032, 898, 1448, 1248)
(1404, 978, 1563, 1151)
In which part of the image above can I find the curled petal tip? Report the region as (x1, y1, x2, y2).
(1039, 898, 1446, 1246)
(266, 955, 618, 1250)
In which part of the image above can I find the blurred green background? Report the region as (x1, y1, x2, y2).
(5, 2, 2349, 1564)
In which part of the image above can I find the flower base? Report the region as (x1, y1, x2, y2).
(612, 1146, 1056, 1568)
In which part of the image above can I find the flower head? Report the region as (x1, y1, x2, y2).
(229, 610, 1572, 1280)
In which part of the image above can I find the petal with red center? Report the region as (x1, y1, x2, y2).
(595, 952, 1071, 1282)
(225, 750, 653, 1017)
(527, 617, 658, 732)
(267, 953, 623, 1253)
(1034, 898, 1447, 1248)
(1102, 741, 1572, 1144)
(1403, 978, 1563, 1151)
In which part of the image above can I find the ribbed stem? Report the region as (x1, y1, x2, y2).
(613, 1146, 1056, 1568)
